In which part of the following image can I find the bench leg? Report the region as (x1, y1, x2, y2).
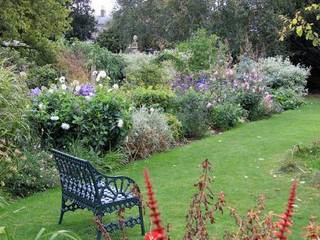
(58, 196, 66, 224)
(138, 203, 145, 236)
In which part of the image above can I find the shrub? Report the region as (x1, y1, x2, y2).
(175, 89, 210, 138)
(70, 41, 125, 85)
(237, 91, 265, 121)
(131, 87, 176, 111)
(0, 47, 29, 72)
(165, 114, 183, 141)
(3, 148, 57, 197)
(125, 107, 174, 160)
(30, 86, 131, 152)
(273, 88, 304, 110)
(176, 29, 225, 72)
(26, 64, 59, 89)
(209, 103, 244, 130)
(258, 56, 310, 93)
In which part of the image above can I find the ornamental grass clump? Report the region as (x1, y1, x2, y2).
(125, 107, 174, 160)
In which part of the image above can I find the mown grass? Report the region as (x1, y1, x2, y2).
(1, 97, 320, 240)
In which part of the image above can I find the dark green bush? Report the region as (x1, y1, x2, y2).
(175, 89, 210, 139)
(209, 103, 244, 130)
(131, 87, 176, 111)
(237, 91, 265, 121)
(26, 64, 59, 89)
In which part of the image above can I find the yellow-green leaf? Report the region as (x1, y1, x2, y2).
(292, 19, 298, 25)
(296, 26, 303, 37)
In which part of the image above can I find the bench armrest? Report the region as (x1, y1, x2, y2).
(94, 172, 141, 203)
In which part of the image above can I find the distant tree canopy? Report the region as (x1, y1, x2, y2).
(0, 0, 71, 64)
(66, 0, 96, 41)
(101, 0, 312, 57)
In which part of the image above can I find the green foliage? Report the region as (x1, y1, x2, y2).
(258, 56, 310, 93)
(126, 107, 174, 160)
(66, 0, 96, 41)
(273, 88, 304, 110)
(68, 141, 128, 173)
(130, 87, 176, 111)
(125, 61, 171, 88)
(26, 65, 59, 89)
(165, 113, 183, 141)
(237, 91, 265, 121)
(70, 42, 125, 85)
(96, 29, 123, 53)
(0, 64, 30, 144)
(280, 3, 320, 47)
(294, 142, 320, 170)
(176, 29, 222, 72)
(175, 89, 210, 139)
(0, 0, 71, 64)
(209, 103, 244, 130)
(30, 89, 131, 152)
(3, 148, 57, 197)
(0, 47, 30, 72)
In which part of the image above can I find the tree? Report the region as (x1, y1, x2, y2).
(66, 0, 96, 40)
(0, 0, 71, 64)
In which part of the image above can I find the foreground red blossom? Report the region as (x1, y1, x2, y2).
(274, 181, 298, 240)
(144, 169, 168, 240)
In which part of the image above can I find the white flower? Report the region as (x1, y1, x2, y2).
(85, 96, 92, 101)
(96, 70, 107, 82)
(19, 71, 27, 77)
(206, 102, 213, 109)
(61, 123, 70, 130)
(92, 71, 98, 76)
(112, 84, 119, 90)
(98, 84, 103, 87)
(71, 80, 79, 86)
(50, 116, 59, 121)
(61, 84, 67, 90)
(117, 119, 124, 128)
(75, 85, 81, 92)
(150, 108, 155, 113)
(48, 89, 54, 94)
(38, 103, 45, 110)
(99, 70, 107, 78)
(125, 136, 129, 143)
(107, 88, 113, 93)
(59, 76, 66, 84)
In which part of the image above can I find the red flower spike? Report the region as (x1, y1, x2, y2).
(274, 181, 298, 240)
(144, 169, 168, 240)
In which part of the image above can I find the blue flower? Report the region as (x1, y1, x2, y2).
(30, 87, 41, 97)
(78, 84, 95, 96)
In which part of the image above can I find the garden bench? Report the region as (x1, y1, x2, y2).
(51, 149, 145, 240)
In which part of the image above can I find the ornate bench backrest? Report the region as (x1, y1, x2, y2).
(51, 149, 98, 205)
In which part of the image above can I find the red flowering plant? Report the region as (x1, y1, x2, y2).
(144, 169, 168, 240)
(303, 217, 320, 239)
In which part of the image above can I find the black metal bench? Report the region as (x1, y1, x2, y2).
(51, 149, 145, 240)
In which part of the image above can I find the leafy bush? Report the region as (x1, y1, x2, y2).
(30, 86, 131, 152)
(125, 107, 174, 160)
(175, 89, 210, 138)
(273, 88, 304, 110)
(237, 91, 265, 121)
(258, 56, 310, 93)
(0, 47, 29, 72)
(3, 148, 57, 197)
(70, 41, 125, 85)
(131, 87, 176, 111)
(176, 29, 225, 72)
(209, 103, 244, 130)
(26, 64, 59, 89)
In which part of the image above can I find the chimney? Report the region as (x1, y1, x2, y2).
(101, 7, 106, 17)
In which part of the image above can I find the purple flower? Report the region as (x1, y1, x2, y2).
(78, 84, 95, 96)
(30, 87, 41, 97)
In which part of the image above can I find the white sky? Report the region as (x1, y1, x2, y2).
(91, 0, 117, 16)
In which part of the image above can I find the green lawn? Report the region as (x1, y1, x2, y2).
(1, 97, 320, 240)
